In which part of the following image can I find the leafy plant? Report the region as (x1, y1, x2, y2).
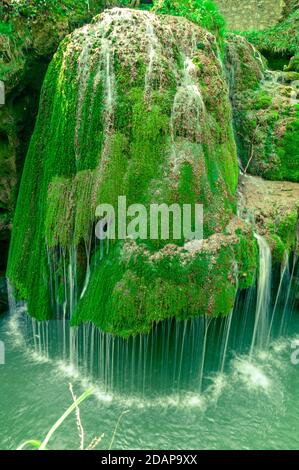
(17, 387, 96, 450)
(152, 0, 225, 39)
(244, 9, 299, 56)
(16, 384, 130, 450)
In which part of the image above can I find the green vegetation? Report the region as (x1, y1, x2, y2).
(152, 0, 225, 40)
(267, 210, 299, 263)
(226, 33, 299, 183)
(17, 387, 95, 450)
(0, 0, 103, 20)
(244, 9, 299, 57)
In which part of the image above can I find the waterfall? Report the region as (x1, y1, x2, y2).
(7, 192, 297, 396)
(145, 18, 159, 95)
(74, 27, 94, 160)
(198, 316, 212, 392)
(249, 234, 272, 357)
(100, 38, 116, 127)
(263, 70, 299, 105)
(7, 252, 298, 397)
(170, 55, 206, 149)
(220, 310, 234, 373)
(268, 251, 289, 342)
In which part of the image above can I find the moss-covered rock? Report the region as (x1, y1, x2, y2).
(239, 174, 299, 263)
(285, 54, 299, 73)
(225, 33, 266, 95)
(7, 8, 254, 336)
(226, 35, 299, 183)
(73, 218, 257, 337)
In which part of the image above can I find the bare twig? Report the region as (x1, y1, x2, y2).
(86, 434, 105, 451)
(109, 410, 130, 450)
(244, 125, 260, 175)
(69, 383, 85, 450)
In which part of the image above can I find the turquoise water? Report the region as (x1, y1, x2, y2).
(1, 300, 299, 450)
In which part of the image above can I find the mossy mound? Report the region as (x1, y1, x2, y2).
(8, 8, 251, 336)
(225, 33, 266, 95)
(226, 35, 299, 183)
(73, 218, 257, 336)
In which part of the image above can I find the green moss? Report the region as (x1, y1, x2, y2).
(235, 231, 258, 289)
(244, 9, 299, 57)
(266, 210, 298, 263)
(285, 54, 299, 73)
(227, 34, 299, 183)
(72, 226, 258, 337)
(225, 33, 265, 96)
(269, 235, 288, 263)
(253, 91, 272, 110)
(277, 111, 299, 182)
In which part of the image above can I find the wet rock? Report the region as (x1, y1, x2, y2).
(239, 174, 299, 262)
(277, 71, 299, 84)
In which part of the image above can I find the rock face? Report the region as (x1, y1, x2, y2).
(7, 8, 258, 337)
(239, 175, 299, 262)
(226, 34, 299, 183)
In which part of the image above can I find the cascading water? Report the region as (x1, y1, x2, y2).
(249, 234, 272, 357)
(263, 69, 299, 105)
(170, 55, 206, 143)
(145, 18, 159, 95)
(7, 242, 298, 397)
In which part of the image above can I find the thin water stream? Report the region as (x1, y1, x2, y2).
(0, 242, 298, 449)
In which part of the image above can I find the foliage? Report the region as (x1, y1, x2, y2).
(16, 384, 130, 450)
(0, 0, 97, 19)
(244, 9, 299, 56)
(17, 387, 95, 450)
(152, 0, 225, 39)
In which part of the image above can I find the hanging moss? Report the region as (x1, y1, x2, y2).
(72, 221, 258, 337)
